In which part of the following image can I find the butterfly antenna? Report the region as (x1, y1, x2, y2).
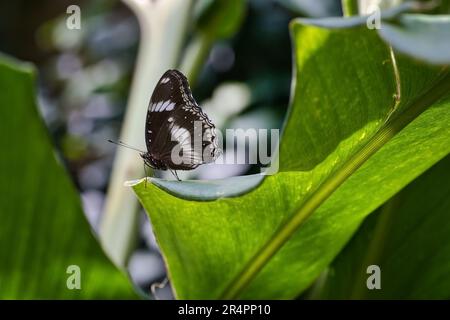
(108, 139, 145, 153)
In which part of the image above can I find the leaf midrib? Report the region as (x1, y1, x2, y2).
(220, 70, 450, 299)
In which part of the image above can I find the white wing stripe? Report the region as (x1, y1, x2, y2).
(155, 101, 163, 111)
(165, 102, 175, 111)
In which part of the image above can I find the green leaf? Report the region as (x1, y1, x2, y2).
(194, 0, 246, 39)
(297, 2, 419, 28)
(313, 155, 450, 299)
(0, 54, 138, 299)
(131, 22, 450, 299)
(342, 0, 358, 17)
(298, 3, 450, 65)
(380, 14, 450, 65)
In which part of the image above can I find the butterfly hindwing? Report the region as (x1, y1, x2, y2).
(145, 70, 219, 170)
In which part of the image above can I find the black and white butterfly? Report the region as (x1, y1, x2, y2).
(111, 70, 220, 181)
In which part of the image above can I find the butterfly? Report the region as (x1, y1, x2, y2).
(111, 70, 220, 181)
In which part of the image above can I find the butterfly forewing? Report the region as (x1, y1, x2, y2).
(145, 70, 219, 170)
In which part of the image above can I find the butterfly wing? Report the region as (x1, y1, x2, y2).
(145, 69, 219, 170)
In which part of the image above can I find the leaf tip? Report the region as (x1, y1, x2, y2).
(124, 177, 149, 187)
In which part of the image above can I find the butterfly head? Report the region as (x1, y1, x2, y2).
(141, 152, 167, 170)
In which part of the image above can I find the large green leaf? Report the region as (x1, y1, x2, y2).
(0, 55, 138, 299)
(299, 3, 450, 64)
(313, 155, 450, 299)
(379, 14, 450, 65)
(131, 21, 450, 299)
(297, 1, 420, 28)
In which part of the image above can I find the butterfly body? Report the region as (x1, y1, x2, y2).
(141, 69, 219, 174)
(140, 152, 167, 170)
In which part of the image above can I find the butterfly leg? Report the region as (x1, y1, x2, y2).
(143, 162, 149, 188)
(170, 169, 181, 181)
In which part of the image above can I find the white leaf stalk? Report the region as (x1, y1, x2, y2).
(100, 0, 193, 267)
